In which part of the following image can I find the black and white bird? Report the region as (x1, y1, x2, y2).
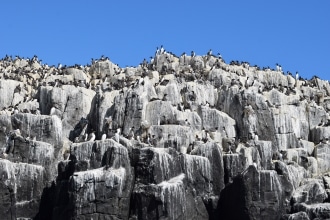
(84, 133, 88, 142)
(114, 128, 120, 142)
(276, 63, 280, 72)
(254, 132, 259, 141)
(162, 93, 168, 101)
(50, 107, 56, 116)
(150, 56, 154, 64)
(136, 135, 141, 144)
(207, 49, 212, 56)
(318, 119, 325, 127)
(265, 100, 274, 108)
(127, 127, 135, 140)
(101, 133, 107, 141)
(88, 131, 95, 141)
(160, 45, 164, 54)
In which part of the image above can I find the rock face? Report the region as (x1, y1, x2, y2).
(1, 51, 330, 219)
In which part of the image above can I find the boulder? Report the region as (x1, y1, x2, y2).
(291, 179, 327, 205)
(293, 203, 330, 220)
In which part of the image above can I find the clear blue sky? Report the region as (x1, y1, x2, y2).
(1, 1, 329, 81)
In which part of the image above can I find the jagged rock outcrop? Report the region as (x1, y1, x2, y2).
(1, 50, 330, 219)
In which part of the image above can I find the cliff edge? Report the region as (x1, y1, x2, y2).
(1, 50, 330, 220)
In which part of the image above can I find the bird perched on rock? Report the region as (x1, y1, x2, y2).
(141, 120, 151, 130)
(136, 135, 141, 144)
(265, 100, 274, 108)
(276, 63, 280, 71)
(178, 102, 185, 112)
(88, 131, 96, 142)
(160, 45, 165, 54)
(63, 149, 70, 160)
(184, 119, 190, 126)
(74, 137, 80, 143)
(104, 116, 112, 129)
(318, 119, 325, 127)
(14, 84, 21, 93)
(50, 107, 57, 116)
(254, 132, 259, 141)
(149, 56, 154, 65)
(13, 107, 19, 115)
(114, 128, 120, 142)
(127, 127, 135, 140)
(162, 93, 168, 101)
(101, 133, 107, 141)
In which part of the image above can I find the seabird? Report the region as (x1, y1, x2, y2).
(207, 49, 212, 56)
(160, 45, 164, 54)
(254, 132, 259, 141)
(114, 128, 120, 142)
(162, 93, 168, 101)
(50, 107, 56, 115)
(88, 132, 96, 142)
(276, 63, 280, 71)
(191, 51, 196, 57)
(13, 107, 19, 114)
(136, 135, 141, 144)
(104, 116, 112, 128)
(127, 126, 135, 140)
(73, 136, 79, 143)
(265, 100, 274, 108)
(14, 84, 21, 93)
(178, 102, 185, 112)
(295, 71, 299, 81)
(150, 56, 154, 64)
(63, 149, 70, 160)
(318, 119, 325, 127)
(101, 133, 107, 141)
(141, 120, 151, 130)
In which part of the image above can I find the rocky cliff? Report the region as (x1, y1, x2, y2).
(0, 51, 330, 220)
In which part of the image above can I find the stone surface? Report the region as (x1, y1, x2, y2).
(293, 203, 330, 220)
(1, 52, 330, 219)
(291, 179, 327, 205)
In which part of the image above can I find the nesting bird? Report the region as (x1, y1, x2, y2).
(88, 132, 96, 142)
(127, 127, 135, 140)
(160, 45, 165, 54)
(101, 133, 107, 141)
(114, 128, 120, 142)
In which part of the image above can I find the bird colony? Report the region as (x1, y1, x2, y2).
(1, 47, 330, 219)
